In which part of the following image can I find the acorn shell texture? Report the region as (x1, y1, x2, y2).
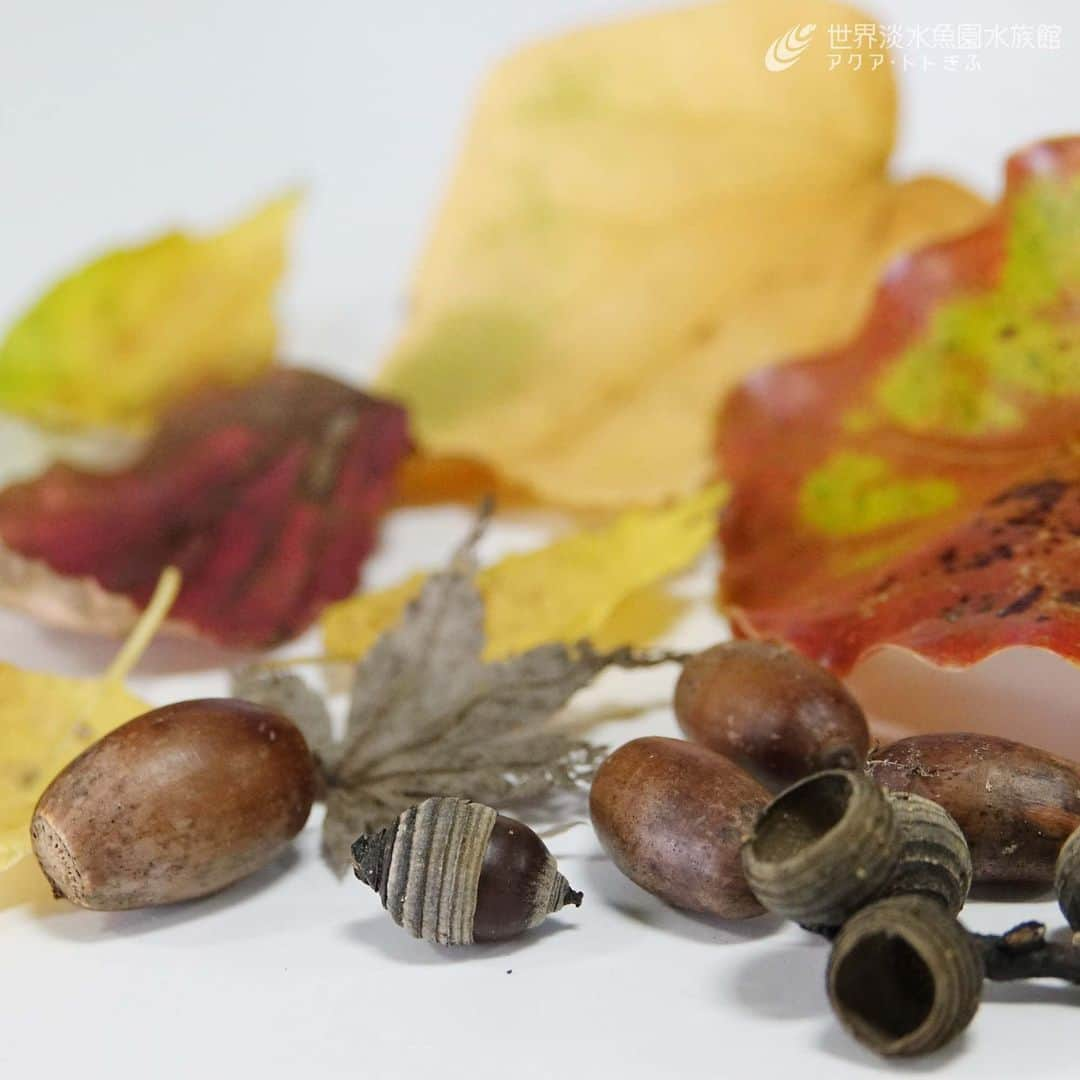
(827, 895, 983, 1058)
(674, 641, 870, 786)
(868, 733, 1080, 885)
(1055, 825, 1080, 930)
(884, 792, 972, 916)
(30, 699, 316, 910)
(590, 736, 770, 918)
(741, 769, 898, 927)
(352, 797, 580, 945)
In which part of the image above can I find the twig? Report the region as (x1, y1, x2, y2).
(972, 921, 1080, 985)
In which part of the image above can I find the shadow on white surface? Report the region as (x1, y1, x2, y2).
(340, 911, 578, 964)
(581, 851, 784, 944)
(730, 942, 830, 1021)
(32, 847, 300, 942)
(983, 980, 1080, 1007)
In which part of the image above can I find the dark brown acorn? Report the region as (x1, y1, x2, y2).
(31, 699, 317, 910)
(674, 641, 869, 787)
(741, 769, 898, 927)
(352, 797, 582, 945)
(869, 733, 1080, 885)
(590, 736, 770, 918)
(827, 895, 983, 1058)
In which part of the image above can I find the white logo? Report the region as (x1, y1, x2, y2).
(765, 23, 817, 71)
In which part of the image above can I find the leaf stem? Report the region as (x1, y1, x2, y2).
(104, 566, 182, 683)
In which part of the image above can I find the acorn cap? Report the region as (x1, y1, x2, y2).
(827, 895, 983, 1057)
(741, 769, 898, 927)
(1055, 824, 1080, 931)
(883, 792, 972, 915)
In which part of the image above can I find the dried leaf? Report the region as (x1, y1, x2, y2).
(0, 369, 410, 647)
(0, 569, 178, 872)
(376, 0, 985, 507)
(720, 138, 1080, 674)
(0, 194, 299, 430)
(232, 667, 336, 766)
(322, 486, 723, 660)
(240, 523, 673, 872)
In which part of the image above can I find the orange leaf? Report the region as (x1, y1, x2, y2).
(719, 137, 1080, 674)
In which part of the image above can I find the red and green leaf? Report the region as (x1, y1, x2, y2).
(719, 137, 1080, 673)
(0, 369, 410, 648)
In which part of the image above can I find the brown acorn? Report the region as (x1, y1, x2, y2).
(827, 895, 983, 1058)
(352, 797, 582, 945)
(674, 641, 869, 787)
(590, 736, 770, 918)
(31, 699, 316, 910)
(869, 733, 1080, 885)
(741, 770, 898, 927)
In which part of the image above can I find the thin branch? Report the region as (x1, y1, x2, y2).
(973, 921, 1080, 985)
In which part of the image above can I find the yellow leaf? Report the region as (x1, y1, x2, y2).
(0, 568, 179, 873)
(323, 486, 723, 660)
(0, 194, 299, 430)
(377, 0, 986, 508)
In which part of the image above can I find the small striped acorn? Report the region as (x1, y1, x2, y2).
(352, 797, 582, 945)
(31, 699, 316, 910)
(590, 736, 770, 918)
(869, 733, 1080, 885)
(674, 641, 869, 788)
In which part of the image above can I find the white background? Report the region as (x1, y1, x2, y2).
(2, 2, 1078, 1078)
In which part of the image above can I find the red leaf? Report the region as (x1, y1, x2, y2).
(719, 137, 1080, 674)
(0, 369, 410, 647)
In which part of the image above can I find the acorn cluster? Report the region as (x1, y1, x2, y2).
(591, 641, 1080, 1059)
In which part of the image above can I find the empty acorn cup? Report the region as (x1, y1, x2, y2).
(741, 769, 898, 927)
(883, 792, 972, 916)
(352, 796, 582, 946)
(1055, 825, 1080, 932)
(827, 895, 983, 1057)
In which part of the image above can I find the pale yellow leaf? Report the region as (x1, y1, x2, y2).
(377, 0, 986, 507)
(0, 568, 179, 873)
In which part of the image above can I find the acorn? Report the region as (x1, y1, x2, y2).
(883, 792, 972, 916)
(741, 769, 897, 927)
(674, 641, 869, 788)
(827, 895, 983, 1058)
(590, 736, 770, 919)
(1055, 825, 1080, 932)
(31, 699, 317, 910)
(869, 733, 1080, 885)
(352, 797, 582, 945)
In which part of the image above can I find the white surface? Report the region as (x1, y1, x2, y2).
(2, 2, 1079, 1078)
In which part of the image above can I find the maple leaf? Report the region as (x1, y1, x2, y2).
(0, 369, 410, 648)
(719, 137, 1080, 674)
(376, 0, 984, 508)
(236, 520, 677, 873)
